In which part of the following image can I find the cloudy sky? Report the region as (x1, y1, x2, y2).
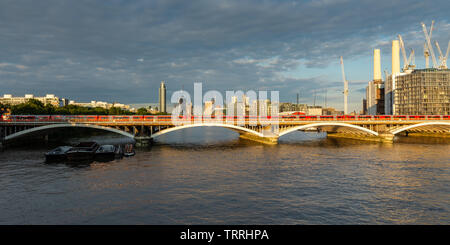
(0, 0, 449, 112)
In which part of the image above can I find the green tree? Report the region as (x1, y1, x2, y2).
(0, 102, 10, 115)
(136, 107, 149, 115)
(154, 111, 170, 115)
(6, 100, 151, 116)
(11, 99, 46, 114)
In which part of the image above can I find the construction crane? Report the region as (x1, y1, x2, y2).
(435, 40, 450, 69)
(408, 48, 415, 69)
(445, 41, 450, 68)
(340, 56, 348, 115)
(422, 21, 434, 68)
(398, 34, 416, 71)
(422, 21, 438, 68)
(384, 70, 390, 81)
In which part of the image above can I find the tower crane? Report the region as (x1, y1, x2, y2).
(435, 41, 444, 68)
(384, 70, 390, 81)
(398, 34, 416, 71)
(423, 21, 434, 68)
(422, 21, 438, 68)
(408, 49, 415, 69)
(340, 56, 348, 115)
(435, 40, 449, 69)
(445, 41, 450, 69)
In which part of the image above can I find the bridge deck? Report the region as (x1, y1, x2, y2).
(1, 115, 450, 144)
(1, 114, 449, 126)
(0, 120, 445, 126)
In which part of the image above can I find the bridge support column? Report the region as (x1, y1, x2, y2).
(135, 137, 152, 147)
(327, 132, 394, 142)
(378, 133, 395, 142)
(396, 132, 450, 138)
(238, 132, 278, 145)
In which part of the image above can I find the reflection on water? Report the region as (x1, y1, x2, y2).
(0, 127, 449, 224)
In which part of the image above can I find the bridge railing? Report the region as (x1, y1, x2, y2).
(1, 114, 450, 123)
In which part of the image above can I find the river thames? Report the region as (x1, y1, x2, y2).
(0, 128, 449, 224)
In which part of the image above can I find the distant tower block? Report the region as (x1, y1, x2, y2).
(392, 40, 400, 75)
(373, 49, 382, 81)
(159, 81, 166, 113)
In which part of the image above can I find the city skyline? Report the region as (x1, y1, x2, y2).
(1, 1, 450, 230)
(0, 0, 449, 112)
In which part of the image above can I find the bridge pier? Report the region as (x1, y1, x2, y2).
(135, 136, 152, 147)
(238, 132, 278, 145)
(327, 132, 395, 142)
(378, 133, 395, 142)
(398, 132, 450, 138)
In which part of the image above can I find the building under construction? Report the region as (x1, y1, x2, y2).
(360, 22, 450, 115)
(386, 68, 450, 115)
(384, 21, 450, 115)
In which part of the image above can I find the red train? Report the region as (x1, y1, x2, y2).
(2, 114, 450, 122)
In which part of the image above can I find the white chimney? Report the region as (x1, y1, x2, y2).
(374, 49, 382, 81)
(392, 40, 400, 75)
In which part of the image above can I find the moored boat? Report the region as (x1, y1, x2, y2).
(45, 146, 73, 162)
(66, 142, 99, 161)
(123, 143, 135, 157)
(95, 145, 123, 161)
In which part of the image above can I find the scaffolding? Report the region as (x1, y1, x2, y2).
(392, 69, 450, 115)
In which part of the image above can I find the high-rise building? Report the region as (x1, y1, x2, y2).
(159, 81, 166, 113)
(386, 69, 450, 115)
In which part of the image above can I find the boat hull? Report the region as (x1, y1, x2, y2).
(66, 142, 99, 162)
(94, 145, 123, 162)
(45, 154, 67, 163)
(45, 146, 73, 163)
(66, 151, 96, 161)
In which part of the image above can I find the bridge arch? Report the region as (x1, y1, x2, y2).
(390, 122, 450, 135)
(278, 122, 379, 137)
(151, 123, 264, 139)
(4, 123, 135, 141)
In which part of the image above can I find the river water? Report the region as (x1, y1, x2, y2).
(0, 128, 449, 224)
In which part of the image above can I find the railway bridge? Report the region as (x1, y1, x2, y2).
(1, 115, 450, 145)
